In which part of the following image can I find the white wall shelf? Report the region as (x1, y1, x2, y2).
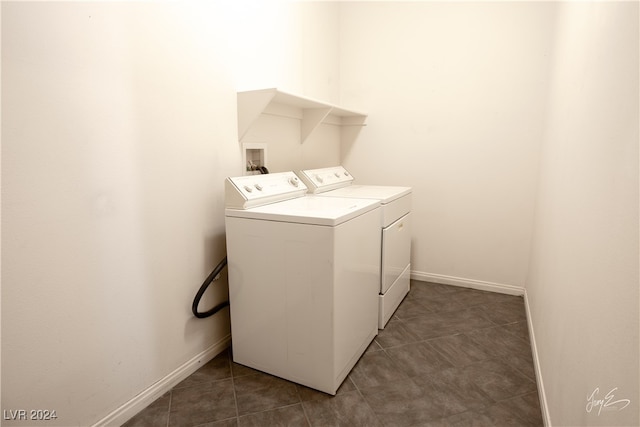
(237, 88, 367, 143)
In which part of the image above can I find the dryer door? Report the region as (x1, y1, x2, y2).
(381, 212, 411, 294)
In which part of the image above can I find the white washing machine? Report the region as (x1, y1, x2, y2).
(224, 171, 380, 395)
(297, 166, 412, 329)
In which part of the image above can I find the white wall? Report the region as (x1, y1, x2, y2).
(233, 1, 340, 102)
(237, 1, 343, 172)
(1, 1, 341, 426)
(338, 2, 557, 290)
(2, 3, 238, 425)
(526, 2, 639, 426)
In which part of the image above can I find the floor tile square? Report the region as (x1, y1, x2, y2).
(199, 419, 239, 427)
(408, 290, 468, 314)
(385, 341, 454, 377)
(374, 317, 420, 348)
(462, 359, 538, 402)
(502, 320, 530, 340)
(168, 379, 237, 426)
(233, 372, 300, 416)
(237, 404, 308, 427)
(302, 390, 382, 426)
(445, 287, 494, 308)
(467, 325, 533, 361)
(479, 298, 527, 325)
(393, 296, 433, 319)
(427, 332, 494, 367)
(404, 307, 495, 340)
(360, 377, 464, 426)
(297, 377, 356, 402)
(424, 409, 495, 427)
(348, 350, 410, 389)
(121, 392, 170, 427)
(412, 366, 492, 413)
(174, 350, 232, 389)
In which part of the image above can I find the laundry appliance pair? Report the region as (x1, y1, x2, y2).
(224, 167, 411, 395)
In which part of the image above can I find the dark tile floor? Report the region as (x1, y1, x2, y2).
(123, 280, 543, 426)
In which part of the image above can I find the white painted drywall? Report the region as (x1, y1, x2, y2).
(236, 1, 343, 172)
(526, 2, 639, 425)
(338, 2, 557, 289)
(2, 1, 343, 425)
(232, 0, 339, 103)
(0, 2, 237, 425)
(2, 3, 239, 425)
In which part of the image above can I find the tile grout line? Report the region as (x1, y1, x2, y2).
(228, 349, 241, 423)
(351, 373, 386, 426)
(165, 391, 172, 427)
(295, 377, 313, 427)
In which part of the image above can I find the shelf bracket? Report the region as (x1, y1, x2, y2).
(237, 89, 277, 141)
(301, 107, 332, 144)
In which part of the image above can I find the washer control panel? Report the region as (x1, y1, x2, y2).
(225, 171, 307, 209)
(297, 166, 354, 193)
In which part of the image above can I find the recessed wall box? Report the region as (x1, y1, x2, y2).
(242, 142, 268, 175)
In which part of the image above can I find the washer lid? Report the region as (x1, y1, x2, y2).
(319, 185, 412, 204)
(225, 195, 380, 226)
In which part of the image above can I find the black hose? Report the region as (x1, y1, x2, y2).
(193, 167, 268, 318)
(192, 256, 229, 318)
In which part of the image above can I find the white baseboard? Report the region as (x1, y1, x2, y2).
(92, 334, 231, 427)
(523, 291, 551, 427)
(411, 271, 525, 296)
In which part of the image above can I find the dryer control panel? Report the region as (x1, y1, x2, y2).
(297, 166, 354, 193)
(225, 171, 308, 209)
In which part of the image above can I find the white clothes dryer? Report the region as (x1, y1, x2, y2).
(225, 171, 380, 395)
(297, 166, 412, 329)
